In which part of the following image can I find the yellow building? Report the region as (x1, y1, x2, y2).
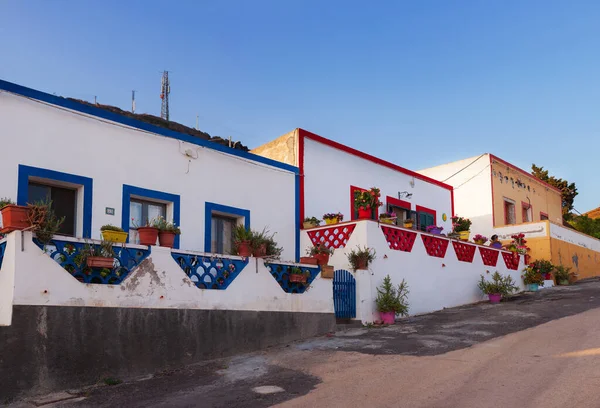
(583, 206, 600, 220)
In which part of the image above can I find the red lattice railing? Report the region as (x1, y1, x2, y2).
(452, 241, 476, 263)
(421, 235, 449, 258)
(501, 251, 520, 270)
(381, 226, 417, 252)
(479, 247, 499, 267)
(306, 223, 356, 249)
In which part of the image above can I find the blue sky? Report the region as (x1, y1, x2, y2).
(2, 0, 599, 211)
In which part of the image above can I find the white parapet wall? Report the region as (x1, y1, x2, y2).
(302, 220, 526, 323)
(548, 222, 600, 252)
(0, 231, 333, 326)
(493, 221, 549, 241)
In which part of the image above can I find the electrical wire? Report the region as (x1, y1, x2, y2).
(441, 153, 487, 182)
(453, 164, 491, 190)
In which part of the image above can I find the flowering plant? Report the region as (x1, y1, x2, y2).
(323, 212, 343, 221)
(379, 211, 397, 220)
(307, 243, 334, 256)
(509, 233, 529, 254)
(354, 187, 382, 210)
(426, 225, 443, 233)
(522, 265, 545, 286)
(452, 216, 472, 232)
(473, 234, 488, 244)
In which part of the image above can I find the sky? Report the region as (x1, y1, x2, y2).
(2, 0, 599, 211)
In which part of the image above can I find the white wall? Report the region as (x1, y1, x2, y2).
(0, 237, 14, 326)
(0, 92, 296, 258)
(418, 154, 494, 238)
(493, 221, 549, 241)
(301, 220, 525, 323)
(303, 138, 454, 231)
(549, 222, 600, 252)
(4, 232, 332, 314)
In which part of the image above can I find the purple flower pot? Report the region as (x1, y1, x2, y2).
(379, 311, 395, 325)
(488, 293, 502, 304)
(429, 227, 442, 235)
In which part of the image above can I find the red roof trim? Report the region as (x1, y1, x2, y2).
(298, 128, 453, 191)
(489, 154, 562, 194)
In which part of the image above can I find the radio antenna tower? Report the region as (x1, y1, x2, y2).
(160, 71, 170, 121)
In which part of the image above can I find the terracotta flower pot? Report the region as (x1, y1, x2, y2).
(289, 274, 307, 283)
(158, 231, 176, 248)
(0, 205, 30, 234)
(355, 257, 368, 270)
(87, 256, 114, 269)
(253, 243, 267, 257)
(299, 256, 319, 265)
(358, 207, 372, 220)
(137, 227, 159, 246)
(314, 252, 330, 265)
(237, 241, 252, 257)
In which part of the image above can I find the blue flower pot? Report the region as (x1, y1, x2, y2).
(529, 283, 539, 292)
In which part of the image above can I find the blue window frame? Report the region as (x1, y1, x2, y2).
(205, 202, 250, 253)
(121, 185, 181, 249)
(17, 165, 93, 238)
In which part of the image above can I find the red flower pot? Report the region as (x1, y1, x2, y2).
(237, 241, 252, 257)
(314, 253, 330, 265)
(356, 258, 368, 270)
(299, 256, 319, 265)
(0, 205, 30, 234)
(253, 243, 267, 257)
(380, 311, 395, 324)
(87, 256, 114, 269)
(137, 227, 159, 246)
(358, 207, 372, 220)
(289, 274, 307, 283)
(158, 231, 176, 248)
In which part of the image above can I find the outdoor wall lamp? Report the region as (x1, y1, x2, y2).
(399, 191, 413, 199)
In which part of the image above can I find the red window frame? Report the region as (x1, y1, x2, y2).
(386, 196, 411, 212)
(522, 201, 532, 223)
(350, 185, 380, 220)
(504, 199, 516, 225)
(540, 212, 548, 221)
(415, 205, 436, 229)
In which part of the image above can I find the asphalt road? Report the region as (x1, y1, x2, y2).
(10, 278, 600, 408)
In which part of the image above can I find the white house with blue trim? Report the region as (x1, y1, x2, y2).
(0, 79, 300, 260)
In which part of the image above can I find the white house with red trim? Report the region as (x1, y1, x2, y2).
(253, 128, 455, 233)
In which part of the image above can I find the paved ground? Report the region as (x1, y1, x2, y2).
(9, 278, 600, 408)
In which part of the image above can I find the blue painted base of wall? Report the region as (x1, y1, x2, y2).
(0, 305, 335, 402)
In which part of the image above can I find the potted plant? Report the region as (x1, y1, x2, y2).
(509, 233, 529, 255)
(303, 216, 321, 229)
(529, 259, 554, 281)
(264, 231, 283, 259)
(375, 275, 409, 324)
(379, 211, 397, 225)
(478, 271, 518, 303)
(426, 225, 444, 235)
(403, 218, 414, 229)
(347, 246, 376, 271)
(305, 243, 333, 265)
(452, 216, 472, 241)
(251, 228, 268, 257)
(354, 187, 382, 220)
(522, 265, 544, 291)
(27, 199, 64, 246)
(1, 197, 31, 234)
(233, 224, 253, 257)
(554, 265, 571, 286)
(100, 224, 128, 243)
(323, 212, 343, 225)
(154, 216, 181, 248)
(473, 234, 488, 245)
(289, 266, 310, 283)
(133, 218, 159, 246)
(84, 240, 116, 269)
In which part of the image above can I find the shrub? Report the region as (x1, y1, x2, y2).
(452, 216, 472, 232)
(522, 265, 545, 286)
(0, 198, 15, 209)
(303, 216, 321, 226)
(27, 199, 64, 246)
(478, 271, 518, 296)
(375, 275, 409, 315)
(554, 265, 571, 281)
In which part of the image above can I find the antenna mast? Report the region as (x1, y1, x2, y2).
(160, 71, 170, 121)
(131, 90, 136, 113)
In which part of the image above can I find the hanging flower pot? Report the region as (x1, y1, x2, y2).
(0, 205, 30, 234)
(356, 257, 368, 270)
(137, 227, 159, 246)
(158, 231, 176, 248)
(253, 243, 267, 258)
(358, 207, 372, 220)
(289, 273, 308, 283)
(237, 241, 252, 257)
(86, 256, 114, 269)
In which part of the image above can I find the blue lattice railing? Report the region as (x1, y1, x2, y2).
(0, 240, 6, 271)
(34, 238, 151, 284)
(171, 252, 249, 290)
(265, 262, 321, 294)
